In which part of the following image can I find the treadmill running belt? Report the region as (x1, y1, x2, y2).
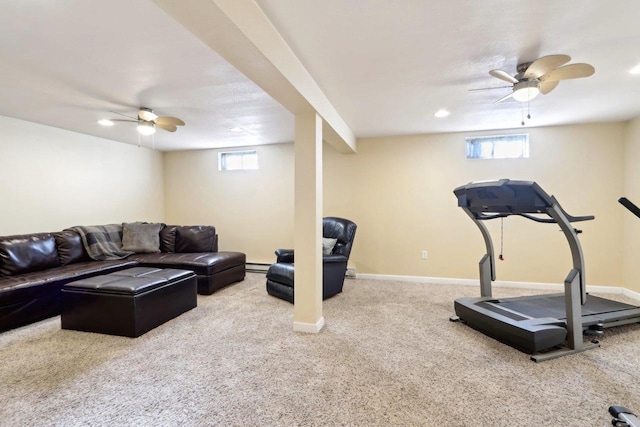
(498, 294, 639, 320)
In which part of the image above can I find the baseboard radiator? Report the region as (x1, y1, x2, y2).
(246, 262, 271, 273)
(246, 262, 356, 278)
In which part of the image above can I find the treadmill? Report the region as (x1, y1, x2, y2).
(452, 179, 640, 362)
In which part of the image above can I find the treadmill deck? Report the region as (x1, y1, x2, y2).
(493, 293, 639, 322)
(454, 293, 640, 354)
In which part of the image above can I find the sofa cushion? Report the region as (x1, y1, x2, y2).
(128, 251, 245, 276)
(0, 259, 137, 306)
(0, 233, 60, 276)
(175, 226, 216, 253)
(122, 222, 162, 253)
(160, 225, 178, 253)
(54, 230, 90, 265)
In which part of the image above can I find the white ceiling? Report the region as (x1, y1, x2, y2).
(2, 1, 640, 151)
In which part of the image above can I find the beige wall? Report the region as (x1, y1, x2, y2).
(163, 144, 294, 262)
(4, 113, 632, 289)
(623, 117, 640, 292)
(325, 123, 625, 288)
(165, 122, 627, 288)
(0, 115, 165, 235)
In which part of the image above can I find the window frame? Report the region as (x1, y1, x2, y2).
(465, 133, 530, 160)
(218, 150, 259, 171)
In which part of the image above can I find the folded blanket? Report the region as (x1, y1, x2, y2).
(71, 224, 133, 261)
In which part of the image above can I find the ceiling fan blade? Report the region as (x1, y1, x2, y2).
(155, 116, 185, 126)
(494, 92, 513, 103)
(468, 85, 512, 91)
(489, 69, 519, 84)
(110, 111, 137, 120)
(156, 122, 178, 132)
(523, 54, 571, 78)
(109, 119, 137, 123)
(539, 80, 559, 95)
(540, 63, 595, 82)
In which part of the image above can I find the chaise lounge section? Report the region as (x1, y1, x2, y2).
(0, 223, 245, 333)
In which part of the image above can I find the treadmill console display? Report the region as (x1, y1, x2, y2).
(454, 179, 553, 215)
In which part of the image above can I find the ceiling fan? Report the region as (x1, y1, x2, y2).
(103, 107, 185, 135)
(481, 54, 595, 103)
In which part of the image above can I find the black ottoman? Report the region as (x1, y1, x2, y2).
(61, 267, 197, 337)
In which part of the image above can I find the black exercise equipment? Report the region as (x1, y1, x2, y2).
(610, 405, 640, 427)
(451, 179, 640, 361)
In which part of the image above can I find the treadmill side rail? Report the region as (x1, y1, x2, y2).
(530, 269, 600, 362)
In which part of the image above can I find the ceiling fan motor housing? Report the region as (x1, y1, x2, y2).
(138, 107, 158, 122)
(516, 62, 533, 75)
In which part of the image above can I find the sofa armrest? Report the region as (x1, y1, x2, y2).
(322, 254, 347, 264)
(275, 249, 294, 263)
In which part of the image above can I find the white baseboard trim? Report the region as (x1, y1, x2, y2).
(293, 316, 325, 333)
(623, 287, 640, 301)
(355, 273, 640, 302)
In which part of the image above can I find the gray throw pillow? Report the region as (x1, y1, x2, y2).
(122, 222, 162, 253)
(322, 238, 338, 255)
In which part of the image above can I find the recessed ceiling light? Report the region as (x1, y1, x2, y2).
(98, 119, 114, 126)
(630, 64, 640, 75)
(434, 109, 450, 118)
(229, 127, 244, 133)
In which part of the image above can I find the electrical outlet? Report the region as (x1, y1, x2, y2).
(421, 250, 428, 259)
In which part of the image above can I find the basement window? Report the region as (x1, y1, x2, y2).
(218, 150, 258, 171)
(465, 134, 529, 159)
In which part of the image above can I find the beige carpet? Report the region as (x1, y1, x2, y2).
(1, 273, 639, 426)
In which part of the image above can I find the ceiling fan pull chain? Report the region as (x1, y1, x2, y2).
(498, 217, 505, 261)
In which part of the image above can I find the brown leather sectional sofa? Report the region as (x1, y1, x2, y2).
(0, 224, 246, 333)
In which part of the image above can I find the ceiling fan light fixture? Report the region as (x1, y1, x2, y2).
(512, 80, 540, 102)
(137, 120, 156, 136)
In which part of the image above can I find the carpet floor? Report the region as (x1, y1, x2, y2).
(1, 273, 639, 426)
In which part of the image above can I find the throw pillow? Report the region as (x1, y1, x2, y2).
(122, 222, 162, 253)
(322, 237, 338, 255)
(175, 226, 216, 253)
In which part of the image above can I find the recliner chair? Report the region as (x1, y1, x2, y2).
(266, 217, 357, 303)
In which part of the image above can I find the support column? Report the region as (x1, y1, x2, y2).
(293, 112, 324, 333)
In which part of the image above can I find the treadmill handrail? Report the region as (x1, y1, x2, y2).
(473, 211, 593, 223)
(473, 212, 510, 221)
(551, 195, 595, 223)
(518, 212, 594, 223)
(619, 197, 640, 220)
